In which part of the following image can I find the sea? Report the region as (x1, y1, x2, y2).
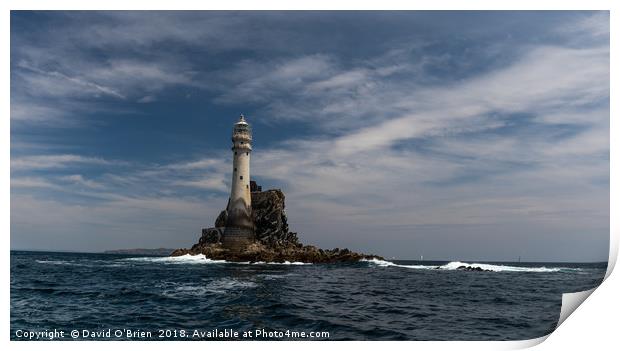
(10, 250, 607, 341)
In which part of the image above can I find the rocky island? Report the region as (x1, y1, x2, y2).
(171, 189, 383, 263)
(171, 115, 382, 263)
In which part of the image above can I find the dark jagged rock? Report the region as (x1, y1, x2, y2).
(171, 189, 382, 263)
(214, 210, 227, 228)
(252, 190, 299, 248)
(201, 228, 221, 245)
(457, 265, 491, 272)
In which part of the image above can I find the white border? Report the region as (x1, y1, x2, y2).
(3, 1, 617, 350)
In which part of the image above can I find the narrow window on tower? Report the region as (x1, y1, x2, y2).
(240, 176, 243, 180)
(234, 152, 237, 155)
(246, 152, 248, 155)
(234, 168, 237, 172)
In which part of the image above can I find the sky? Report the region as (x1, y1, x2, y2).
(10, 11, 609, 261)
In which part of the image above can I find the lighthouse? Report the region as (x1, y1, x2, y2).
(221, 114, 255, 250)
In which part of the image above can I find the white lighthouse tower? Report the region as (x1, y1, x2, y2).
(222, 114, 255, 250)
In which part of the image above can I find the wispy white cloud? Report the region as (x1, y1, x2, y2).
(137, 95, 156, 103)
(11, 177, 62, 190)
(326, 45, 609, 156)
(11, 154, 121, 171)
(555, 11, 609, 41)
(61, 174, 107, 189)
(307, 69, 369, 91)
(16, 61, 126, 99)
(212, 54, 335, 105)
(165, 157, 226, 171)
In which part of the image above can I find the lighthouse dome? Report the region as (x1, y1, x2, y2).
(236, 114, 249, 125)
(232, 114, 252, 142)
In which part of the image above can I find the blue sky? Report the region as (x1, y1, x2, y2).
(10, 11, 609, 261)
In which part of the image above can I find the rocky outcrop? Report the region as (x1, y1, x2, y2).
(251, 190, 300, 248)
(170, 242, 378, 263)
(456, 265, 491, 272)
(170, 189, 382, 263)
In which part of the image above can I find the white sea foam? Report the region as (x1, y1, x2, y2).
(161, 278, 258, 297)
(362, 258, 568, 272)
(439, 261, 562, 272)
(36, 260, 72, 265)
(261, 261, 311, 265)
(122, 254, 311, 265)
(36, 259, 127, 268)
(123, 254, 226, 264)
(260, 273, 300, 280)
(163, 285, 210, 297)
(361, 258, 432, 269)
(206, 278, 257, 291)
(35, 260, 91, 267)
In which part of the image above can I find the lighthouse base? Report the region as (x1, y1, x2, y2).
(221, 227, 254, 251)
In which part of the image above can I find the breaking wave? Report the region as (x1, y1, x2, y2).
(253, 261, 311, 265)
(123, 254, 225, 264)
(122, 254, 311, 265)
(362, 258, 575, 272)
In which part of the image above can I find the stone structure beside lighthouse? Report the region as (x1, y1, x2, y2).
(221, 114, 255, 250)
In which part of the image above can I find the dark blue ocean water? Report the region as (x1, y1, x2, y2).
(10, 251, 606, 341)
